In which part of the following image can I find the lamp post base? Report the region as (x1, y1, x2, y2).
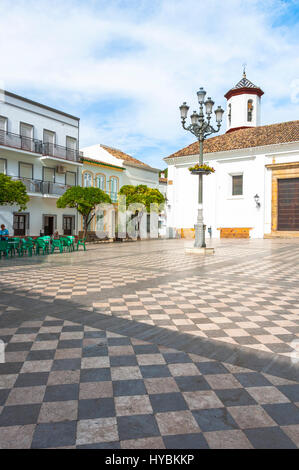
(194, 223, 206, 248)
(185, 247, 215, 255)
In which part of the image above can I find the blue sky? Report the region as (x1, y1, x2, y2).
(0, 0, 298, 169)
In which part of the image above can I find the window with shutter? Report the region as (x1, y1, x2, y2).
(232, 175, 243, 196)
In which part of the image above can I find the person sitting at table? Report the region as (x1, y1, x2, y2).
(52, 231, 60, 240)
(0, 224, 9, 241)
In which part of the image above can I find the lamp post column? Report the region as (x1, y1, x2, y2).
(194, 138, 205, 248)
(179, 93, 224, 252)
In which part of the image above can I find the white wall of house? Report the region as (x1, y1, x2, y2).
(166, 142, 299, 239)
(1, 92, 79, 144)
(0, 91, 81, 236)
(226, 93, 261, 132)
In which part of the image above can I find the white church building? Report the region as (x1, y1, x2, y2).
(165, 73, 299, 239)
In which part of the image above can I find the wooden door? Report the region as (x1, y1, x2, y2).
(63, 216, 72, 235)
(278, 178, 299, 231)
(14, 215, 26, 236)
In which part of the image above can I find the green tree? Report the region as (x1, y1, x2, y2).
(0, 173, 29, 211)
(119, 184, 165, 239)
(159, 168, 168, 178)
(56, 186, 112, 238)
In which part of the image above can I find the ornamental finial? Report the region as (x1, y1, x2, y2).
(242, 63, 247, 78)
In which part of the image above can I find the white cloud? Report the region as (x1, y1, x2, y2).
(0, 0, 298, 167)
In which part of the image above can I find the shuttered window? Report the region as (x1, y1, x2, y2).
(232, 175, 243, 196)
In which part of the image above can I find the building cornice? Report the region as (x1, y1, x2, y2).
(164, 140, 299, 166)
(83, 159, 125, 172)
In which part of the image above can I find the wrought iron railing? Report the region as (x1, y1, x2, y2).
(9, 176, 72, 196)
(43, 142, 82, 162)
(0, 130, 82, 162)
(0, 130, 42, 153)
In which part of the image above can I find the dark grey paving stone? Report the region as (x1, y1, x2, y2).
(36, 333, 60, 342)
(26, 350, 56, 361)
(277, 384, 299, 402)
(78, 398, 115, 419)
(244, 427, 297, 449)
(216, 388, 257, 407)
(58, 339, 83, 349)
(16, 327, 40, 334)
(263, 403, 299, 426)
(0, 404, 41, 426)
(149, 393, 188, 413)
(31, 421, 77, 448)
(113, 380, 147, 397)
(0, 389, 10, 406)
(77, 441, 121, 449)
(80, 368, 111, 383)
(133, 344, 160, 354)
(107, 337, 132, 346)
(192, 408, 238, 432)
(117, 414, 160, 440)
(268, 344, 296, 354)
(15, 372, 49, 388)
(175, 375, 211, 392)
(163, 433, 209, 449)
(62, 325, 84, 332)
(197, 362, 230, 375)
(52, 358, 81, 371)
(43, 321, 64, 326)
(234, 373, 272, 388)
(110, 355, 138, 367)
(44, 384, 79, 402)
(5, 342, 33, 352)
(140, 365, 171, 378)
(84, 331, 106, 339)
(82, 345, 108, 357)
(0, 362, 23, 374)
(162, 352, 192, 364)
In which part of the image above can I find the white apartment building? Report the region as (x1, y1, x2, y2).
(0, 91, 82, 236)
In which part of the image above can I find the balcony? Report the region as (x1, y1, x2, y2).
(43, 142, 82, 163)
(10, 176, 72, 196)
(0, 130, 42, 153)
(0, 130, 82, 162)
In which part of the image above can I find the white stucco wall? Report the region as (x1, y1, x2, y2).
(226, 93, 261, 131)
(166, 142, 299, 239)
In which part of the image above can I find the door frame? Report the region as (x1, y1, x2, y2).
(266, 162, 299, 236)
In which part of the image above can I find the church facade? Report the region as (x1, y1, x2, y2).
(165, 73, 299, 239)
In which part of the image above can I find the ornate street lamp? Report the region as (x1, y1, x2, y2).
(179, 88, 224, 248)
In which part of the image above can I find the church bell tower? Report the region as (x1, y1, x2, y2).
(224, 69, 264, 133)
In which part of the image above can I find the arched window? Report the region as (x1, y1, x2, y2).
(83, 172, 93, 187)
(247, 99, 253, 122)
(96, 174, 106, 191)
(110, 176, 118, 202)
(228, 103, 231, 126)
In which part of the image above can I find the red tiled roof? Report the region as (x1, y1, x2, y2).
(101, 144, 153, 169)
(165, 121, 299, 160)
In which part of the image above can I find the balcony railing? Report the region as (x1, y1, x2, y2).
(43, 142, 82, 163)
(0, 130, 82, 162)
(0, 130, 42, 153)
(10, 176, 72, 196)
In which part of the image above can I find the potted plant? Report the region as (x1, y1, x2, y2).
(188, 163, 215, 175)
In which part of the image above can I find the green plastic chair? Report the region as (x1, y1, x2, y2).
(19, 238, 34, 257)
(51, 239, 63, 254)
(7, 238, 20, 257)
(59, 237, 71, 252)
(77, 237, 87, 251)
(65, 236, 75, 252)
(0, 240, 9, 258)
(35, 239, 50, 255)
